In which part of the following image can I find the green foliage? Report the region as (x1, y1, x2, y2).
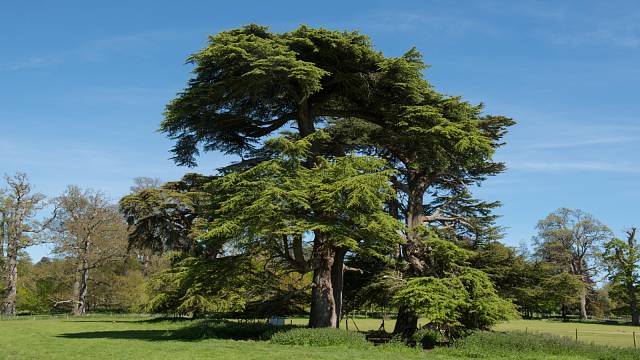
(119, 177, 211, 254)
(203, 133, 402, 257)
(411, 328, 443, 349)
(144, 255, 255, 315)
(162, 24, 385, 165)
(270, 328, 369, 347)
(144, 254, 310, 317)
(394, 252, 518, 336)
(602, 229, 640, 319)
(394, 271, 517, 336)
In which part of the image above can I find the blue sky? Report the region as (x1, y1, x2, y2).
(1, 0, 639, 260)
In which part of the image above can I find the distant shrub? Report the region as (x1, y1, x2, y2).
(412, 328, 443, 349)
(270, 328, 369, 347)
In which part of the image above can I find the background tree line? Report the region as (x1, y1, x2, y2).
(0, 174, 166, 316)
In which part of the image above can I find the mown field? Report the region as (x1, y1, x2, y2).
(1, 315, 640, 359)
(495, 319, 640, 348)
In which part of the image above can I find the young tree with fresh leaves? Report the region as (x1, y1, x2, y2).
(0, 173, 55, 316)
(51, 186, 128, 316)
(534, 208, 612, 319)
(603, 228, 640, 325)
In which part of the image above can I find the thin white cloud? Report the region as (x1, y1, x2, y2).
(1, 29, 200, 72)
(538, 8, 640, 48)
(510, 161, 640, 174)
(57, 86, 177, 106)
(0, 55, 64, 71)
(79, 29, 200, 61)
(329, 9, 497, 38)
(525, 136, 636, 150)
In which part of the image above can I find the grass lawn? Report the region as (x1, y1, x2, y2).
(1, 315, 639, 359)
(495, 319, 640, 348)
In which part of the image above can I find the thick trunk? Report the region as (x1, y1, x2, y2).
(331, 248, 347, 328)
(393, 305, 419, 337)
(394, 172, 427, 336)
(73, 256, 89, 316)
(297, 100, 315, 138)
(309, 239, 338, 328)
(579, 288, 588, 320)
(404, 173, 428, 274)
(1, 248, 17, 316)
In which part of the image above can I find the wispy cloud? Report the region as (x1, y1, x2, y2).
(528, 5, 640, 48)
(79, 29, 199, 61)
(0, 55, 64, 71)
(57, 86, 177, 106)
(329, 9, 497, 39)
(510, 160, 640, 174)
(524, 136, 637, 150)
(1, 29, 199, 72)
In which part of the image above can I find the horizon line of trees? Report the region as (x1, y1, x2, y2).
(0, 173, 638, 326)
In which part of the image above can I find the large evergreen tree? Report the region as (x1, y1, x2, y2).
(156, 24, 514, 329)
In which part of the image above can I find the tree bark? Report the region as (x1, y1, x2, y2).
(73, 236, 91, 316)
(0, 211, 5, 260)
(309, 239, 338, 328)
(393, 171, 427, 336)
(73, 255, 90, 316)
(1, 245, 17, 316)
(331, 248, 347, 328)
(394, 305, 419, 337)
(579, 288, 588, 320)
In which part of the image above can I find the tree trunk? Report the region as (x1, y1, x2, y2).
(331, 248, 347, 328)
(73, 256, 89, 316)
(309, 239, 338, 328)
(142, 252, 150, 278)
(393, 172, 427, 336)
(579, 288, 588, 320)
(1, 246, 17, 316)
(0, 211, 5, 260)
(393, 305, 419, 337)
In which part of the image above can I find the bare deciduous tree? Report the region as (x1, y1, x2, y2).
(51, 186, 127, 316)
(0, 172, 55, 316)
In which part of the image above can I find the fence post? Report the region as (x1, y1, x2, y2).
(575, 328, 578, 342)
(634, 331, 637, 348)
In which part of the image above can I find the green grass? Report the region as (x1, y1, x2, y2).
(495, 319, 640, 348)
(0, 315, 417, 360)
(0, 315, 639, 359)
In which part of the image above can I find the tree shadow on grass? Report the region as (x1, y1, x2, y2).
(63, 317, 192, 324)
(58, 322, 300, 342)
